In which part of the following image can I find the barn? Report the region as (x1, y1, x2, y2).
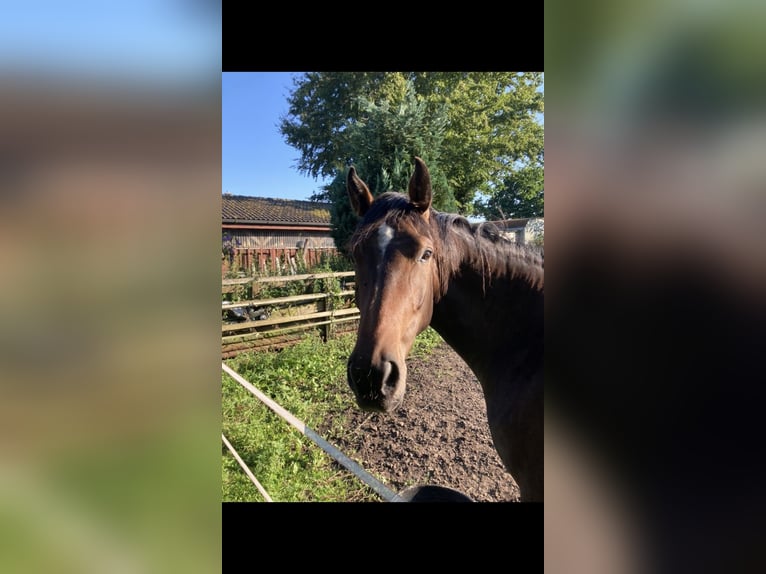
(222, 194, 338, 274)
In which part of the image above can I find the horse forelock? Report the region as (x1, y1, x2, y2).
(348, 192, 434, 253)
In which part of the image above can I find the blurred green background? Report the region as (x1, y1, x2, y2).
(0, 1, 221, 572)
(2, 0, 764, 570)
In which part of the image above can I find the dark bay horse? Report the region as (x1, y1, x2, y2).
(345, 157, 543, 501)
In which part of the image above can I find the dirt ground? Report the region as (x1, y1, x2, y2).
(324, 342, 521, 502)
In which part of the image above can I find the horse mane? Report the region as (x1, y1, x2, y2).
(349, 192, 544, 297)
(434, 214, 544, 297)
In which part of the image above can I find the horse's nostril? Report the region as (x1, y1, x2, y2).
(382, 360, 399, 389)
(347, 355, 403, 407)
(347, 364, 361, 390)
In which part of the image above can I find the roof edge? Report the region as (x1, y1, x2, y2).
(222, 218, 332, 227)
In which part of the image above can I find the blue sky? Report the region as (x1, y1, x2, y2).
(0, 1, 220, 87)
(222, 72, 332, 201)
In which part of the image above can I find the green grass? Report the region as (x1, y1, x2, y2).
(221, 328, 443, 502)
(410, 325, 444, 357)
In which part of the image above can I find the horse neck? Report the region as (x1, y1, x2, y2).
(429, 233, 543, 398)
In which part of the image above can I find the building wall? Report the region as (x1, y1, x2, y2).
(495, 218, 544, 245)
(225, 228, 336, 250)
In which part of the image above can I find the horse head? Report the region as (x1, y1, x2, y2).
(345, 157, 439, 412)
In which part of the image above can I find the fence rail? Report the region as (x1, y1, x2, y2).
(222, 271, 359, 358)
(222, 363, 400, 502)
(221, 434, 273, 502)
(222, 271, 355, 293)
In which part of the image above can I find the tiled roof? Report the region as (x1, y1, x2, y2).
(222, 194, 332, 226)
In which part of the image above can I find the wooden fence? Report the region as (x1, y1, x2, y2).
(224, 247, 339, 275)
(222, 271, 359, 358)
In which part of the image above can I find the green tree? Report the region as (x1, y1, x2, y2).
(304, 78, 457, 253)
(280, 72, 543, 208)
(280, 72, 410, 180)
(322, 170, 359, 254)
(411, 72, 544, 209)
(474, 163, 544, 220)
(345, 79, 454, 207)
(279, 72, 543, 250)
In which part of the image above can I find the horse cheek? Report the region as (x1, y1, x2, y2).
(410, 266, 433, 331)
(418, 297, 434, 334)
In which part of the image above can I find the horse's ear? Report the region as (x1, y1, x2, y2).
(408, 157, 432, 219)
(347, 166, 374, 217)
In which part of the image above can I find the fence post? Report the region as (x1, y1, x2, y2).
(315, 286, 328, 343)
(325, 275, 336, 342)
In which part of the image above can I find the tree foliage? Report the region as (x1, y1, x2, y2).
(473, 163, 544, 220)
(410, 72, 544, 208)
(278, 72, 543, 251)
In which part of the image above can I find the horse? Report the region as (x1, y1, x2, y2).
(345, 157, 544, 501)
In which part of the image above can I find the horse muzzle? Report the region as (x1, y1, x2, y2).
(347, 354, 405, 412)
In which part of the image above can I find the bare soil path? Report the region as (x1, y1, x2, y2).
(323, 342, 520, 502)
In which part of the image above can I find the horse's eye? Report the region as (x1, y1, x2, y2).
(420, 249, 433, 262)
